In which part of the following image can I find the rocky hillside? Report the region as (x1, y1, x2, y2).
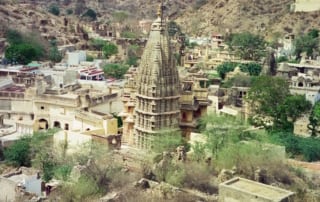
(1, 0, 320, 40)
(176, 0, 320, 38)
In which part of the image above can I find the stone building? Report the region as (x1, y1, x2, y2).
(219, 177, 294, 202)
(133, 6, 180, 148)
(120, 4, 211, 148)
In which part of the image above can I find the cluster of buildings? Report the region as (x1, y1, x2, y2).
(0, 50, 123, 153)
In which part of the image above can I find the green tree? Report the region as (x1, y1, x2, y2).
(308, 28, 319, 38)
(294, 34, 318, 59)
(247, 76, 290, 129)
(82, 8, 97, 21)
(216, 62, 238, 79)
(48, 4, 60, 16)
(103, 63, 129, 79)
(167, 21, 181, 37)
(4, 29, 46, 64)
(5, 43, 40, 64)
(226, 32, 266, 61)
(4, 136, 31, 166)
(102, 42, 118, 59)
(239, 63, 262, 76)
(49, 40, 62, 63)
(308, 101, 320, 137)
(89, 38, 106, 51)
(283, 95, 311, 123)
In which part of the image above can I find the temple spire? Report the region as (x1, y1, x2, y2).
(157, 0, 165, 23)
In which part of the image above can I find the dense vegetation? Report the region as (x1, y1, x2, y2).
(4, 29, 47, 64)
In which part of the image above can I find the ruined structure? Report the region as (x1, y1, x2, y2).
(219, 177, 295, 202)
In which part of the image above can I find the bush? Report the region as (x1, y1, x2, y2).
(82, 8, 97, 21)
(269, 131, 320, 161)
(4, 136, 31, 166)
(48, 4, 60, 16)
(121, 31, 138, 39)
(103, 63, 129, 79)
(5, 29, 46, 64)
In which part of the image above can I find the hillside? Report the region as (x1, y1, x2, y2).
(176, 0, 320, 38)
(1, 0, 320, 41)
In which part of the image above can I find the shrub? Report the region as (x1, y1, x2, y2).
(4, 136, 31, 166)
(48, 4, 60, 16)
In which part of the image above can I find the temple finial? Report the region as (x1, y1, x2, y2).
(157, 0, 164, 20)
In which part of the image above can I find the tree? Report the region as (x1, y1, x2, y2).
(294, 33, 318, 59)
(89, 38, 106, 51)
(4, 137, 31, 166)
(49, 40, 62, 63)
(308, 101, 320, 137)
(216, 62, 238, 79)
(102, 42, 118, 59)
(226, 32, 266, 61)
(103, 63, 129, 79)
(4, 29, 46, 64)
(82, 8, 97, 21)
(48, 4, 60, 16)
(5, 43, 39, 64)
(167, 21, 181, 37)
(247, 76, 290, 129)
(283, 95, 311, 123)
(239, 63, 262, 76)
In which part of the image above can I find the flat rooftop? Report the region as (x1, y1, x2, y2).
(221, 177, 294, 201)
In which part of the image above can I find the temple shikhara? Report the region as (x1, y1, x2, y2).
(121, 3, 210, 148)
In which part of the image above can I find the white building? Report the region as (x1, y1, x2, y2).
(67, 51, 86, 66)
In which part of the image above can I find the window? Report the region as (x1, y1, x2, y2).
(40, 106, 45, 110)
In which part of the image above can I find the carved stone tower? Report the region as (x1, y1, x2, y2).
(134, 3, 180, 148)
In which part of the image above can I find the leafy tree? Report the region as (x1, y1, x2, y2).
(4, 29, 46, 64)
(102, 42, 118, 59)
(247, 76, 290, 129)
(48, 4, 60, 16)
(308, 28, 319, 38)
(5, 43, 40, 64)
(199, 114, 246, 159)
(294, 29, 319, 59)
(49, 40, 62, 63)
(239, 63, 262, 76)
(82, 8, 97, 21)
(167, 21, 181, 37)
(4, 136, 31, 166)
(226, 32, 266, 61)
(308, 101, 320, 137)
(216, 62, 238, 79)
(103, 63, 129, 79)
(89, 38, 106, 51)
(283, 95, 311, 123)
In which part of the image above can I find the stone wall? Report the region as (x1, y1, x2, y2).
(293, 0, 320, 12)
